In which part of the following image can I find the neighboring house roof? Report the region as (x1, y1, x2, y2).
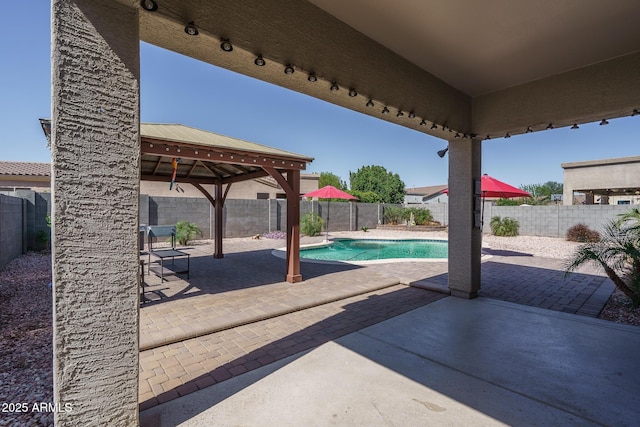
(141, 123, 314, 162)
(0, 161, 51, 177)
(405, 185, 448, 197)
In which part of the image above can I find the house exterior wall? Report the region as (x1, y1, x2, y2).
(562, 156, 640, 205)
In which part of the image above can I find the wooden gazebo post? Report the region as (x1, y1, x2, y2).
(265, 167, 302, 283)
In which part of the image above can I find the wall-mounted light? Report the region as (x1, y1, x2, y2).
(600, 119, 609, 126)
(140, 0, 158, 11)
(330, 82, 339, 91)
(381, 106, 389, 114)
(419, 120, 426, 126)
(366, 99, 374, 107)
(505, 133, 511, 138)
(454, 133, 460, 138)
(348, 88, 357, 97)
(397, 110, 404, 117)
(437, 147, 449, 158)
(430, 123, 438, 130)
(284, 65, 295, 75)
(571, 124, 579, 129)
(408, 112, 416, 118)
(220, 38, 233, 52)
(525, 126, 533, 133)
(308, 73, 317, 82)
(486, 135, 491, 140)
(254, 55, 266, 66)
(184, 22, 199, 36)
(632, 109, 639, 116)
(546, 123, 554, 130)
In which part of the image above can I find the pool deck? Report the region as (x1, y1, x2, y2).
(138, 231, 632, 425)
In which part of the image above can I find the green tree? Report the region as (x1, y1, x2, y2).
(518, 181, 563, 205)
(349, 190, 381, 204)
(349, 165, 406, 204)
(319, 172, 347, 190)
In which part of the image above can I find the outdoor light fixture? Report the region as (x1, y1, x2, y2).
(600, 119, 609, 125)
(546, 123, 554, 130)
(348, 88, 357, 97)
(366, 99, 374, 107)
(397, 110, 404, 117)
(420, 120, 427, 126)
(220, 39, 233, 52)
(505, 133, 511, 138)
(140, 0, 158, 11)
(381, 106, 389, 114)
(430, 123, 437, 130)
(330, 82, 339, 91)
(525, 126, 533, 133)
(308, 73, 317, 82)
(632, 109, 640, 116)
(184, 22, 198, 36)
(284, 65, 295, 75)
(571, 124, 579, 129)
(254, 55, 266, 66)
(486, 135, 491, 140)
(454, 133, 460, 138)
(437, 147, 448, 158)
(408, 112, 416, 118)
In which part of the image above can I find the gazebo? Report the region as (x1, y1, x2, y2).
(40, 120, 313, 282)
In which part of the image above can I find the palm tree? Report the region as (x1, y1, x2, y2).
(615, 207, 640, 227)
(565, 219, 640, 307)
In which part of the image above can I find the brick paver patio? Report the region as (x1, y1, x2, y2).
(138, 236, 615, 410)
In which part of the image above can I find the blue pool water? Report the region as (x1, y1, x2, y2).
(300, 238, 448, 261)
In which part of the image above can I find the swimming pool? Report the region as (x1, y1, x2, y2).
(298, 238, 448, 262)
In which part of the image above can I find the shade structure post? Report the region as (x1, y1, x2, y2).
(214, 182, 224, 258)
(286, 169, 302, 282)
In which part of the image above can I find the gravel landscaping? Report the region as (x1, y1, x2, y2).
(1, 234, 638, 425)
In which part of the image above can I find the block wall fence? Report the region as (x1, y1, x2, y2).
(0, 191, 636, 271)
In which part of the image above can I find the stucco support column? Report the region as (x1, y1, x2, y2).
(52, 1, 140, 425)
(285, 169, 302, 283)
(447, 138, 482, 298)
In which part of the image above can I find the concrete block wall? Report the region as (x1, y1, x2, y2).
(355, 203, 380, 230)
(487, 204, 633, 237)
(427, 203, 448, 226)
(224, 199, 270, 237)
(149, 196, 211, 239)
(0, 195, 24, 272)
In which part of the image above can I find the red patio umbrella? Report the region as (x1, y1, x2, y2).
(302, 185, 358, 240)
(444, 174, 530, 228)
(479, 174, 530, 199)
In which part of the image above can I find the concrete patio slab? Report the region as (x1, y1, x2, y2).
(141, 297, 640, 426)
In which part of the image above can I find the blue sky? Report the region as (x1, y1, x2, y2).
(2, 2, 639, 189)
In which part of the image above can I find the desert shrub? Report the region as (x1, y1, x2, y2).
(301, 212, 325, 236)
(566, 224, 600, 243)
(176, 220, 202, 245)
(383, 206, 405, 225)
(489, 216, 519, 237)
(404, 207, 434, 225)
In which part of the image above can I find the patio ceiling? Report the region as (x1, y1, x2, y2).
(134, 0, 640, 140)
(140, 123, 313, 186)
